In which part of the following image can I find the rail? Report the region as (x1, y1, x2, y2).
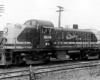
(0, 69, 30, 79)
(0, 60, 100, 79)
(30, 60, 100, 74)
(30, 60, 100, 80)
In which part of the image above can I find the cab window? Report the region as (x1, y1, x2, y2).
(42, 27, 52, 35)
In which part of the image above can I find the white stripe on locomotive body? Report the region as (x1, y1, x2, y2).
(53, 42, 100, 48)
(54, 42, 97, 44)
(3, 24, 32, 49)
(3, 46, 32, 49)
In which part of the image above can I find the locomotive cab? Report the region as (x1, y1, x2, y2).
(18, 19, 54, 49)
(40, 26, 53, 48)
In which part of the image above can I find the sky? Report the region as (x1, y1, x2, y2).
(0, 0, 100, 30)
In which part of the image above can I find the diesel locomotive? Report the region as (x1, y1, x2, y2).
(0, 19, 100, 65)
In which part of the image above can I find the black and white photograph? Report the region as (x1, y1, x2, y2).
(0, 0, 100, 80)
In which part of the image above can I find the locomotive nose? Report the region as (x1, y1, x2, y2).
(17, 25, 38, 42)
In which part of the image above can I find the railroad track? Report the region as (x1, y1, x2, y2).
(0, 69, 29, 80)
(0, 59, 100, 79)
(30, 59, 100, 73)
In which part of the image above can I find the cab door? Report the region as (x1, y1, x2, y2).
(40, 26, 52, 49)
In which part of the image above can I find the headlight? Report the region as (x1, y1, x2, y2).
(45, 42, 50, 46)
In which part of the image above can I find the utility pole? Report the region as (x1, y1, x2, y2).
(56, 6, 64, 28)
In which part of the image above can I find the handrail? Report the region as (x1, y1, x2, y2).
(1, 38, 100, 49)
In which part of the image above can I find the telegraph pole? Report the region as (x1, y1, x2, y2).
(56, 6, 64, 28)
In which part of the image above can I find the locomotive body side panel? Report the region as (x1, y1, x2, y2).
(51, 28, 98, 50)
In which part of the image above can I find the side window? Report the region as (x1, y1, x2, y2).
(82, 33, 85, 42)
(85, 33, 87, 42)
(66, 32, 75, 42)
(25, 20, 37, 27)
(70, 32, 75, 42)
(83, 33, 87, 42)
(87, 33, 91, 42)
(91, 34, 96, 42)
(36, 23, 39, 30)
(67, 32, 71, 37)
(91, 34, 93, 42)
(56, 31, 59, 39)
(62, 32, 64, 39)
(72, 32, 76, 42)
(42, 28, 51, 35)
(25, 21, 30, 26)
(42, 28, 46, 33)
(76, 33, 81, 42)
(58, 31, 62, 39)
(66, 32, 70, 41)
(31, 21, 36, 26)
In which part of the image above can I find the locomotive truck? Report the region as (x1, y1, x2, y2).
(0, 19, 100, 65)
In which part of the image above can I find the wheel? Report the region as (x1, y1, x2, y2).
(81, 53, 88, 60)
(13, 56, 21, 64)
(42, 56, 50, 63)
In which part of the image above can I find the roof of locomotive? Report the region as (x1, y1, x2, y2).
(24, 19, 54, 27)
(53, 27, 96, 33)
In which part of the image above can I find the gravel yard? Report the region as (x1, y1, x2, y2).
(1, 61, 100, 80)
(1, 76, 30, 80)
(34, 65, 100, 80)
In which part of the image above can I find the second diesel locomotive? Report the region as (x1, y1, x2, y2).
(0, 19, 100, 65)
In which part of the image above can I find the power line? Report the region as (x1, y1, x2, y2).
(56, 6, 64, 28)
(0, 5, 4, 16)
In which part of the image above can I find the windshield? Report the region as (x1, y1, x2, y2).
(42, 27, 52, 35)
